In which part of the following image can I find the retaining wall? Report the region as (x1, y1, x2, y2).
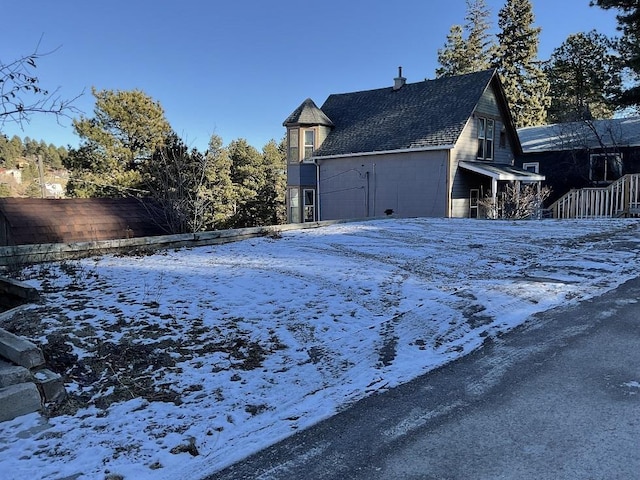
(0, 218, 385, 266)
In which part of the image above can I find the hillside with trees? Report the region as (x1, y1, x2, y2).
(0, 134, 69, 197)
(0, 43, 77, 198)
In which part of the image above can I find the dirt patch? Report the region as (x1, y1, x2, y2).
(0, 277, 279, 418)
(463, 304, 494, 329)
(377, 320, 398, 367)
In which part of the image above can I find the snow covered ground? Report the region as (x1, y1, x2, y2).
(1, 217, 639, 480)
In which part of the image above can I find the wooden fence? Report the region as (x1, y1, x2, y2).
(549, 174, 640, 219)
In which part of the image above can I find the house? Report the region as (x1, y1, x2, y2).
(283, 68, 544, 222)
(44, 183, 65, 198)
(515, 117, 640, 205)
(0, 168, 22, 185)
(0, 198, 171, 246)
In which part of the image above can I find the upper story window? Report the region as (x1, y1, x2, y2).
(522, 162, 539, 173)
(477, 117, 494, 161)
(499, 127, 507, 148)
(288, 128, 299, 164)
(590, 153, 623, 183)
(304, 129, 315, 160)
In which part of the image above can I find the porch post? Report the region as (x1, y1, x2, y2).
(537, 181, 542, 219)
(491, 178, 498, 219)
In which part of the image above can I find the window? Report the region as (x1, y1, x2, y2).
(303, 188, 315, 222)
(522, 162, 539, 173)
(303, 129, 315, 160)
(590, 153, 623, 183)
(289, 188, 300, 223)
(288, 129, 299, 164)
(499, 127, 506, 148)
(477, 117, 494, 160)
(469, 189, 480, 218)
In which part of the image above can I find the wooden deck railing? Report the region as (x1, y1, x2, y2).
(550, 174, 640, 219)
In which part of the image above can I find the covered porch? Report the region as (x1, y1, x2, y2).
(459, 161, 546, 219)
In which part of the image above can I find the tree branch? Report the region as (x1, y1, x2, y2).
(0, 42, 83, 128)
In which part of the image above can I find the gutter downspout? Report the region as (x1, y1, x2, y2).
(446, 150, 452, 217)
(372, 163, 376, 216)
(365, 171, 370, 217)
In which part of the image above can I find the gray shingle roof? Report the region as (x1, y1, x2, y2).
(518, 116, 640, 153)
(310, 69, 496, 157)
(283, 98, 334, 127)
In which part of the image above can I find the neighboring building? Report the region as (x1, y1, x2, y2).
(0, 198, 170, 246)
(283, 68, 544, 222)
(0, 168, 22, 185)
(44, 183, 64, 198)
(516, 117, 640, 205)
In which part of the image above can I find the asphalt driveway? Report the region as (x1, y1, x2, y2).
(208, 276, 640, 480)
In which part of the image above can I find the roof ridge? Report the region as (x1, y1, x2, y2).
(325, 68, 496, 98)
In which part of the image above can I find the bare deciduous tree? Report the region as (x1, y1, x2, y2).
(479, 183, 551, 219)
(142, 138, 215, 234)
(1, 42, 81, 128)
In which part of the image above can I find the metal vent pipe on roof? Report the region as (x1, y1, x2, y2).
(393, 66, 406, 90)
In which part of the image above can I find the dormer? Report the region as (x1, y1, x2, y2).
(283, 98, 333, 164)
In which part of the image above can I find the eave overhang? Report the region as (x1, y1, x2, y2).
(311, 144, 456, 161)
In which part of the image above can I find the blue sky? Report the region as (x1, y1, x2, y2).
(1, 0, 620, 152)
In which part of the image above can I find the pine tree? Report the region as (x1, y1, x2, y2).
(494, 0, 550, 127)
(260, 138, 287, 225)
(7, 136, 24, 162)
(46, 143, 64, 169)
(592, 0, 640, 110)
(436, 25, 467, 77)
(24, 180, 42, 198)
(228, 139, 267, 228)
(0, 135, 9, 167)
(545, 30, 622, 122)
(67, 88, 173, 197)
(464, 0, 497, 72)
(436, 0, 495, 77)
(205, 134, 236, 229)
